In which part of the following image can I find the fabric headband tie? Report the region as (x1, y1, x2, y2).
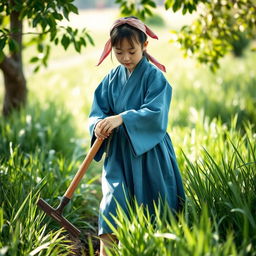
(97, 17, 166, 72)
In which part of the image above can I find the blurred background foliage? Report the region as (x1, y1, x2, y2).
(0, 0, 255, 115)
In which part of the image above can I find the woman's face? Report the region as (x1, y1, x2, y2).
(113, 37, 148, 72)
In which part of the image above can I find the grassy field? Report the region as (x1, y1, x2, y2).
(0, 8, 256, 256)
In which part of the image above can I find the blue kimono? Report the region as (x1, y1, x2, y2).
(89, 57, 185, 235)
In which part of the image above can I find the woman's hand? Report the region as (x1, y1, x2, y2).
(95, 115, 123, 139)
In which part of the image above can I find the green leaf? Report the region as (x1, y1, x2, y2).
(8, 39, 19, 52)
(63, 6, 69, 21)
(42, 45, 50, 67)
(147, 0, 157, 8)
(173, 0, 181, 12)
(188, 3, 196, 13)
(52, 12, 63, 21)
(164, 0, 174, 10)
(86, 33, 94, 46)
(0, 38, 6, 51)
(0, 4, 5, 12)
(61, 34, 70, 50)
(33, 65, 40, 73)
(79, 37, 86, 47)
(50, 28, 57, 41)
(140, 10, 145, 20)
(47, 15, 56, 29)
(30, 56, 39, 63)
(73, 41, 81, 52)
(54, 38, 59, 45)
(32, 14, 41, 28)
(73, 28, 78, 36)
(40, 18, 48, 31)
(144, 7, 153, 16)
(37, 43, 43, 53)
(34, 1, 44, 12)
(182, 7, 187, 15)
(27, 9, 33, 19)
(68, 4, 78, 14)
(66, 26, 73, 35)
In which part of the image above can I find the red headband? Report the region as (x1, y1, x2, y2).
(97, 17, 166, 72)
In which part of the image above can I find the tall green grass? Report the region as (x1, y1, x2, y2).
(0, 102, 102, 255)
(106, 203, 242, 256)
(0, 187, 72, 256)
(0, 144, 74, 255)
(104, 118, 256, 256)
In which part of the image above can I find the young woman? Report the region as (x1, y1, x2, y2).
(89, 16, 185, 255)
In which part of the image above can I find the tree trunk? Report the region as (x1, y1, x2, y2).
(1, 58, 27, 116)
(0, 0, 27, 116)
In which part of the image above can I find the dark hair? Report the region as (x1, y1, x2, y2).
(110, 17, 147, 49)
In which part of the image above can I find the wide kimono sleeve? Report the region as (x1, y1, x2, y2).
(120, 69, 172, 157)
(88, 74, 111, 161)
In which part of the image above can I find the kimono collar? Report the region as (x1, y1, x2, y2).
(96, 17, 166, 72)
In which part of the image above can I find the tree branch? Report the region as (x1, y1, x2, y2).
(0, 30, 52, 40)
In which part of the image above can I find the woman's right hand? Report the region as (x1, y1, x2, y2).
(95, 115, 123, 139)
(95, 120, 111, 140)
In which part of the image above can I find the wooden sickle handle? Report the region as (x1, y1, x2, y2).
(64, 138, 103, 199)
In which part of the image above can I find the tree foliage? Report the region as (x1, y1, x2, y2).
(116, 0, 256, 71)
(115, 0, 157, 20)
(0, 0, 95, 115)
(0, 0, 94, 72)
